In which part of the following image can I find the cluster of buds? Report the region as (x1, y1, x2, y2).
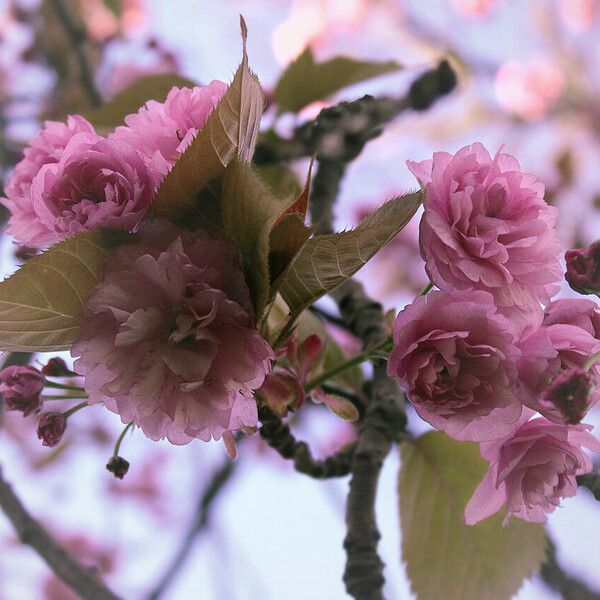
(0, 359, 77, 447)
(566, 241, 600, 295)
(258, 334, 359, 422)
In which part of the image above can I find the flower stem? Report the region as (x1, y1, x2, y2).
(63, 401, 88, 419)
(113, 423, 134, 457)
(305, 337, 393, 393)
(584, 350, 600, 372)
(419, 281, 433, 296)
(42, 395, 88, 401)
(44, 381, 85, 392)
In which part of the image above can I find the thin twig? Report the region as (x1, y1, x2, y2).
(146, 458, 237, 600)
(308, 304, 350, 330)
(0, 466, 122, 600)
(47, 0, 102, 106)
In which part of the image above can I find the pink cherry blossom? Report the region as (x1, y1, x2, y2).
(1, 116, 94, 245)
(112, 82, 227, 178)
(3, 127, 156, 247)
(387, 289, 522, 441)
(543, 297, 600, 337)
(518, 323, 600, 423)
(408, 143, 562, 318)
(72, 220, 273, 444)
(466, 418, 600, 525)
(559, 0, 600, 31)
(495, 58, 565, 121)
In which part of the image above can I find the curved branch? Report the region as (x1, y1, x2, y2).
(259, 406, 356, 478)
(0, 466, 122, 600)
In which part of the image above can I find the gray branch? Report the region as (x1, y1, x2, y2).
(47, 0, 102, 107)
(541, 537, 600, 600)
(0, 466, 122, 600)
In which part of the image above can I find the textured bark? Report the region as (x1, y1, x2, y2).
(0, 466, 122, 600)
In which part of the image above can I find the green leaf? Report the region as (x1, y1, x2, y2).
(153, 18, 264, 220)
(102, 0, 123, 17)
(82, 74, 198, 133)
(268, 160, 313, 282)
(221, 162, 285, 317)
(0, 231, 127, 352)
(274, 48, 403, 113)
(399, 432, 546, 600)
(256, 164, 302, 201)
(269, 213, 311, 283)
(277, 191, 422, 321)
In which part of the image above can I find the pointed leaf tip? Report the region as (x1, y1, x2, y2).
(240, 15, 248, 47)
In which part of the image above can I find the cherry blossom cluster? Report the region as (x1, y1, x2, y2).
(387, 142, 600, 525)
(0, 81, 279, 449)
(2, 79, 600, 528)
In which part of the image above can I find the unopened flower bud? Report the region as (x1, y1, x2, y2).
(540, 368, 593, 425)
(37, 412, 67, 447)
(106, 456, 130, 479)
(0, 366, 44, 416)
(41, 357, 76, 377)
(14, 245, 39, 261)
(565, 241, 600, 295)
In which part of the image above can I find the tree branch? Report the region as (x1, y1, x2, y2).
(254, 60, 456, 168)
(257, 59, 456, 600)
(332, 280, 406, 600)
(577, 472, 600, 501)
(0, 466, 122, 600)
(541, 537, 600, 600)
(47, 0, 102, 107)
(258, 406, 356, 478)
(146, 458, 236, 600)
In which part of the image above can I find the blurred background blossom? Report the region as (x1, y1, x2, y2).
(1, 0, 600, 598)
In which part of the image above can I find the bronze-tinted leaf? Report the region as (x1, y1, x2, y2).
(153, 17, 264, 220)
(277, 191, 422, 321)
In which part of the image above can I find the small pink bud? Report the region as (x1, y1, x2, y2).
(540, 368, 593, 425)
(0, 365, 44, 416)
(41, 357, 75, 377)
(106, 456, 130, 479)
(565, 241, 600, 295)
(37, 412, 67, 447)
(259, 372, 304, 417)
